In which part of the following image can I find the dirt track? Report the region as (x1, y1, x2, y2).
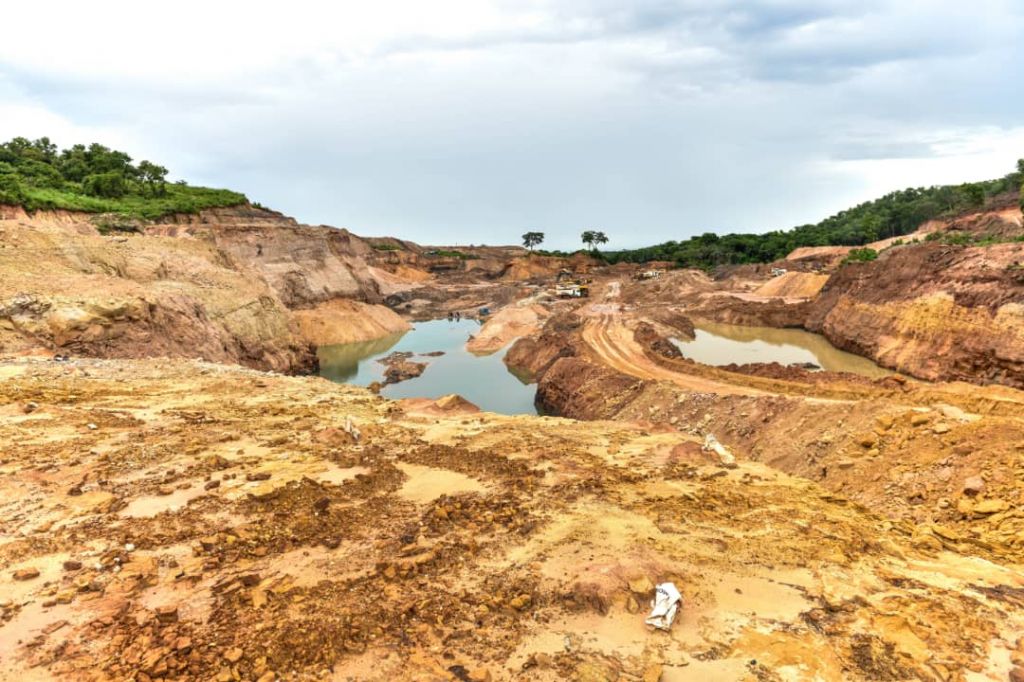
(581, 315, 764, 397)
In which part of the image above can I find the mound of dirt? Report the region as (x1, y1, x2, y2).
(292, 299, 411, 347)
(752, 271, 829, 299)
(466, 303, 550, 355)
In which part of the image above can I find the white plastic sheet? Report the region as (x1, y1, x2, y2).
(702, 433, 736, 468)
(644, 582, 682, 630)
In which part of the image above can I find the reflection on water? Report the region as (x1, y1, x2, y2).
(318, 319, 538, 415)
(672, 321, 890, 378)
(318, 333, 406, 383)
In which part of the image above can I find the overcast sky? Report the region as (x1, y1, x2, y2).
(2, 1, 1022, 249)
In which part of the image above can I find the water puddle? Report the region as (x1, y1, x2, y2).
(708, 573, 811, 621)
(314, 464, 369, 486)
(395, 462, 486, 504)
(119, 481, 207, 518)
(318, 318, 537, 415)
(672, 321, 890, 378)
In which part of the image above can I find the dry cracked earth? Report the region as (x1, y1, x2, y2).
(3, 357, 1024, 681)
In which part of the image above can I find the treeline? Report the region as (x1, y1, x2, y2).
(600, 160, 1024, 268)
(0, 136, 246, 220)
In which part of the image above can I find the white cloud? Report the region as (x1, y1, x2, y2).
(828, 127, 1024, 200)
(1, 1, 1021, 249)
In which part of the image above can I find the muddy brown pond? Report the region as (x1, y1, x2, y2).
(318, 318, 538, 414)
(672, 321, 891, 378)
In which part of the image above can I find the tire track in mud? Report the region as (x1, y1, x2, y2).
(581, 302, 1024, 416)
(581, 315, 765, 397)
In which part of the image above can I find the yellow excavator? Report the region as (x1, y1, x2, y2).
(554, 269, 590, 298)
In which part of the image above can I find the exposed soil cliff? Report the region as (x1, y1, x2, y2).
(807, 242, 1024, 387)
(0, 205, 419, 372)
(291, 299, 410, 347)
(0, 208, 315, 372)
(146, 206, 385, 306)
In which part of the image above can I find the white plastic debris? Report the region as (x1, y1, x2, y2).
(344, 416, 361, 443)
(644, 582, 682, 630)
(702, 433, 736, 468)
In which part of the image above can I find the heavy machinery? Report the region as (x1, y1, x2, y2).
(554, 283, 589, 298)
(553, 269, 590, 297)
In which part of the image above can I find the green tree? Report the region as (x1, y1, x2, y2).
(138, 160, 169, 196)
(58, 144, 91, 182)
(581, 230, 596, 250)
(581, 230, 608, 251)
(84, 143, 134, 176)
(0, 173, 27, 205)
(83, 171, 127, 198)
(16, 159, 64, 188)
(521, 231, 544, 251)
(959, 183, 985, 208)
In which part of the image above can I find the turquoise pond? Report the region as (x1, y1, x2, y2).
(317, 318, 538, 415)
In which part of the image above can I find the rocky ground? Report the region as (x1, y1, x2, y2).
(377, 351, 428, 385)
(3, 356, 1024, 681)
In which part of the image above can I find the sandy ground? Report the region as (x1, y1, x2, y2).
(466, 304, 550, 355)
(580, 315, 766, 397)
(751, 272, 829, 300)
(3, 356, 1024, 681)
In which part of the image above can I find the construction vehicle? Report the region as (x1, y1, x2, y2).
(554, 283, 589, 298)
(552, 269, 590, 298)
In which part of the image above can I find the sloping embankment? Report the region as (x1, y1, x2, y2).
(0, 205, 411, 372)
(807, 242, 1024, 388)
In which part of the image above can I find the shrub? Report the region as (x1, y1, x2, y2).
(842, 247, 878, 264)
(0, 173, 28, 205)
(83, 171, 127, 198)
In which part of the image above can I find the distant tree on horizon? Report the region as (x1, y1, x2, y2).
(581, 230, 608, 252)
(522, 231, 544, 251)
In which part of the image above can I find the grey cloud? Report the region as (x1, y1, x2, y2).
(1, 1, 1021, 250)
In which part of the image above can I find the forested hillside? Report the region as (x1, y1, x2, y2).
(600, 160, 1024, 268)
(0, 136, 246, 220)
